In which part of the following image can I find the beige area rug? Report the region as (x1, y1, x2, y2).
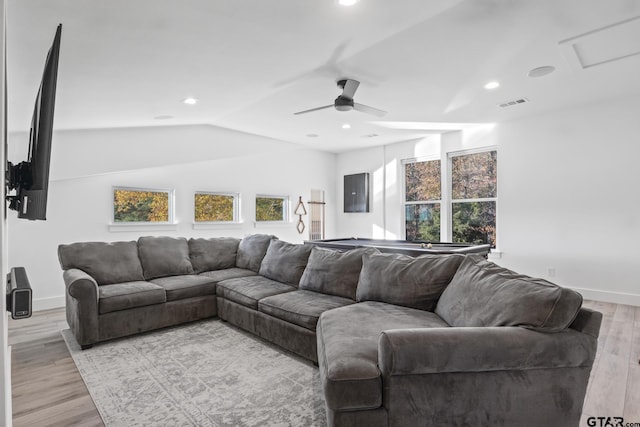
(62, 320, 326, 426)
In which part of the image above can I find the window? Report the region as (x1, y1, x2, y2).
(255, 195, 289, 222)
(113, 187, 173, 223)
(450, 150, 497, 247)
(194, 192, 240, 223)
(404, 159, 441, 242)
(403, 148, 497, 247)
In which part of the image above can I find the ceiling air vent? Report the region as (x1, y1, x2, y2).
(498, 97, 529, 108)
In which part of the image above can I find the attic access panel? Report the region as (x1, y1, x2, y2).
(344, 173, 369, 213)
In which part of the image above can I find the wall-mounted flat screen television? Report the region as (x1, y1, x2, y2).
(6, 24, 61, 220)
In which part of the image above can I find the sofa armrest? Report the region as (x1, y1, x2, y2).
(569, 307, 603, 338)
(64, 268, 99, 301)
(378, 326, 598, 376)
(63, 268, 100, 347)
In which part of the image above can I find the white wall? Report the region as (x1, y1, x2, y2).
(334, 96, 640, 306)
(496, 95, 640, 305)
(7, 125, 336, 310)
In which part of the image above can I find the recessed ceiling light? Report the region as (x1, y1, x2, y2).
(182, 97, 198, 105)
(527, 65, 556, 78)
(484, 81, 500, 90)
(154, 115, 174, 120)
(306, 133, 319, 138)
(342, 123, 351, 129)
(338, 0, 359, 6)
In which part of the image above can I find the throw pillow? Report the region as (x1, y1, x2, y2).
(138, 236, 194, 280)
(258, 240, 312, 286)
(58, 241, 145, 285)
(235, 234, 276, 272)
(188, 237, 240, 273)
(356, 252, 464, 311)
(435, 255, 583, 331)
(299, 246, 378, 300)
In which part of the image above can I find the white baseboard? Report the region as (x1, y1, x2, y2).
(33, 295, 65, 311)
(570, 287, 640, 307)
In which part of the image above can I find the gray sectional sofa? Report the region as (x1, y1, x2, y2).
(58, 234, 602, 427)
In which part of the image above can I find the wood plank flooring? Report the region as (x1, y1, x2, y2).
(8, 301, 640, 426)
(9, 309, 103, 426)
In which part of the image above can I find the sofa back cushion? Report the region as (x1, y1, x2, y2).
(356, 252, 464, 311)
(299, 246, 378, 300)
(58, 241, 144, 285)
(235, 234, 276, 272)
(258, 240, 312, 286)
(138, 236, 194, 280)
(435, 255, 583, 332)
(188, 237, 240, 273)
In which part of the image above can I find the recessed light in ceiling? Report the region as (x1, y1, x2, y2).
(182, 97, 198, 105)
(306, 133, 319, 138)
(338, 0, 359, 6)
(527, 66, 556, 78)
(154, 115, 174, 120)
(484, 81, 500, 90)
(342, 123, 351, 129)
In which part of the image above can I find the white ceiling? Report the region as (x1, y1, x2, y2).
(7, 0, 640, 152)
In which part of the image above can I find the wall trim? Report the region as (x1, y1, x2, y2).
(569, 287, 640, 307)
(33, 295, 65, 311)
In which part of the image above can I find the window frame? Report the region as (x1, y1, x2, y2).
(255, 194, 290, 224)
(193, 191, 241, 225)
(110, 186, 176, 230)
(402, 147, 498, 247)
(447, 148, 498, 247)
(402, 156, 443, 242)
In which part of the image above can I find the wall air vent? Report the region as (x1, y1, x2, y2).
(498, 98, 529, 108)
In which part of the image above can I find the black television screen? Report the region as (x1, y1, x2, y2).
(6, 24, 61, 220)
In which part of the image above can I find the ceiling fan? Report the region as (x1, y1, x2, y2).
(294, 78, 387, 117)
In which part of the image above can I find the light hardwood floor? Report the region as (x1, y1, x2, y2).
(8, 301, 640, 426)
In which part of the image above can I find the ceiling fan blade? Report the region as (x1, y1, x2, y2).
(342, 79, 360, 99)
(293, 104, 334, 115)
(353, 102, 387, 117)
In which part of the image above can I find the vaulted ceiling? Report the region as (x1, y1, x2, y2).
(7, 0, 640, 152)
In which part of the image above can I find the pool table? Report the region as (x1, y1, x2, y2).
(304, 237, 491, 257)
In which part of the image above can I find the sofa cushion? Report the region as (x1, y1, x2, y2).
(259, 240, 312, 286)
(235, 234, 275, 272)
(435, 255, 583, 331)
(216, 276, 296, 310)
(58, 241, 144, 285)
(150, 275, 218, 302)
(199, 267, 257, 282)
(356, 252, 464, 311)
(138, 236, 194, 280)
(299, 247, 378, 300)
(188, 237, 240, 273)
(98, 281, 166, 314)
(259, 290, 354, 330)
(317, 301, 449, 411)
